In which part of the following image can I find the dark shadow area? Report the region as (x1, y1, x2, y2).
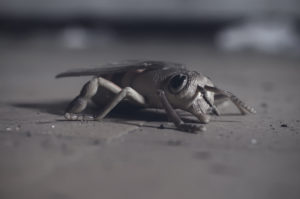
(11, 100, 241, 124)
(10, 101, 169, 122)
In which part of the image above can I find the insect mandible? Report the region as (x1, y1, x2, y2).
(56, 60, 256, 133)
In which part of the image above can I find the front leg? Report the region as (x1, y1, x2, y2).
(197, 85, 220, 116)
(204, 85, 256, 114)
(156, 90, 206, 133)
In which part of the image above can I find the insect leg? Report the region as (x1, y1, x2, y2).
(94, 87, 146, 120)
(65, 77, 124, 120)
(197, 86, 220, 116)
(204, 85, 256, 114)
(156, 89, 206, 133)
(64, 78, 99, 120)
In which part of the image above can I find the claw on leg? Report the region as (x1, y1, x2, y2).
(157, 89, 206, 133)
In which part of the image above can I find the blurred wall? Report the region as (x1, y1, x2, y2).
(0, 0, 299, 19)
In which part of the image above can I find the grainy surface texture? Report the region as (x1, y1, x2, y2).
(0, 38, 300, 199)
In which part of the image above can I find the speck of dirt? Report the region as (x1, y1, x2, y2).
(280, 124, 288, 128)
(92, 139, 101, 145)
(260, 102, 268, 108)
(15, 125, 21, 131)
(25, 131, 32, 137)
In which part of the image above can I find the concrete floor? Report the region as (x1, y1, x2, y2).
(0, 38, 300, 199)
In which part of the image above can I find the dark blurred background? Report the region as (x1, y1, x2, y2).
(0, 0, 299, 54)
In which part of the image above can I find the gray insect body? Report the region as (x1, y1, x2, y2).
(56, 60, 255, 133)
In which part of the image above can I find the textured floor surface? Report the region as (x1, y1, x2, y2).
(0, 38, 300, 199)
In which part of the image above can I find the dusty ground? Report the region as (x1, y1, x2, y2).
(0, 37, 300, 199)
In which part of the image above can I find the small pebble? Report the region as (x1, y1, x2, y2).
(51, 125, 56, 129)
(158, 124, 165, 129)
(6, 127, 12, 131)
(251, 138, 258, 145)
(26, 131, 32, 137)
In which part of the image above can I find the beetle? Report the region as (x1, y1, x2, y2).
(56, 60, 255, 133)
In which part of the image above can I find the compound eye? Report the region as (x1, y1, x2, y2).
(169, 74, 188, 93)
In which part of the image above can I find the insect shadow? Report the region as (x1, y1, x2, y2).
(11, 101, 67, 116)
(11, 100, 196, 123)
(11, 101, 238, 129)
